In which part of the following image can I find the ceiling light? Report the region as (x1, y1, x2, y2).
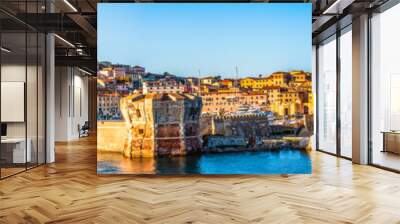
(1, 47, 11, 53)
(322, 0, 354, 15)
(76, 48, 85, 55)
(54, 34, 75, 48)
(78, 67, 92, 76)
(63, 0, 78, 12)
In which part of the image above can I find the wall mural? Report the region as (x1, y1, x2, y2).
(97, 3, 313, 174)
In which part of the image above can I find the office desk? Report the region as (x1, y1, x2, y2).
(382, 131, 400, 154)
(1, 138, 31, 163)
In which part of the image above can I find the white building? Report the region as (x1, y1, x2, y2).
(142, 79, 185, 94)
(97, 93, 121, 120)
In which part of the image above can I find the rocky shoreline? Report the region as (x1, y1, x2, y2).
(202, 137, 310, 154)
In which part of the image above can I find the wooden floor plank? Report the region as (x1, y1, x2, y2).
(0, 136, 400, 223)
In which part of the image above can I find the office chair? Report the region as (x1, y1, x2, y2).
(79, 121, 90, 138)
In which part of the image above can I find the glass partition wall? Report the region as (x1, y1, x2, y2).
(339, 27, 352, 159)
(0, 3, 46, 179)
(317, 35, 337, 155)
(316, 0, 400, 171)
(316, 26, 352, 159)
(370, 3, 400, 171)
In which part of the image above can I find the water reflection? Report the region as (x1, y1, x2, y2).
(97, 148, 311, 175)
(98, 153, 156, 174)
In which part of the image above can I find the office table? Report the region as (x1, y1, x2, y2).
(1, 138, 31, 164)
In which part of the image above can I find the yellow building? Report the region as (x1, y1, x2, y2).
(217, 87, 240, 94)
(205, 71, 313, 117)
(240, 72, 293, 90)
(240, 77, 270, 89)
(267, 72, 290, 87)
(219, 79, 234, 88)
(201, 76, 219, 85)
(262, 86, 313, 117)
(290, 71, 309, 83)
(239, 77, 254, 88)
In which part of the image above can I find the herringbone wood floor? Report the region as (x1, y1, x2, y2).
(1, 136, 400, 224)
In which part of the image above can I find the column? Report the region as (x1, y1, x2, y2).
(352, 14, 369, 164)
(46, 32, 55, 163)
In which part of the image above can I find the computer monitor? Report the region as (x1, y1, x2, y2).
(1, 123, 7, 137)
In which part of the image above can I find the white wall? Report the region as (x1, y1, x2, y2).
(1, 64, 26, 139)
(1, 63, 46, 164)
(55, 66, 69, 141)
(55, 67, 89, 141)
(1, 65, 41, 138)
(72, 72, 89, 138)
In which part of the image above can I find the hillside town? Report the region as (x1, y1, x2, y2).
(97, 62, 313, 121)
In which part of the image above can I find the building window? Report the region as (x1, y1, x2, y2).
(136, 109, 141, 118)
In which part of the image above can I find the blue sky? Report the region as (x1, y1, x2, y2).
(98, 3, 311, 78)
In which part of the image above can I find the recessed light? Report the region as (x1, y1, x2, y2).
(1, 47, 11, 53)
(78, 67, 92, 76)
(54, 34, 75, 48)
(63, 0, 78, 12)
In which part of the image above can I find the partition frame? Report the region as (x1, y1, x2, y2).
(0, 1, 48, 180)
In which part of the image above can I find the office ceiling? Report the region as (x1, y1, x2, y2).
(0, 0, 390, 75)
